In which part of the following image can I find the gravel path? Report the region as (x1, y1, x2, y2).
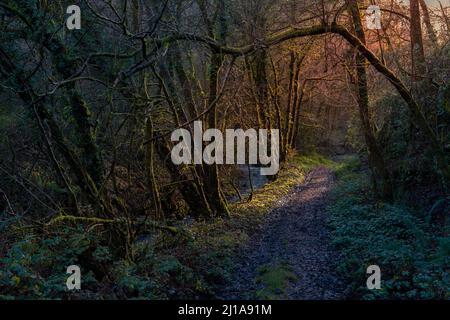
(220, 166, 346, 300)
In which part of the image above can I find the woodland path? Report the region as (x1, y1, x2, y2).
(220, 166, 347, 299)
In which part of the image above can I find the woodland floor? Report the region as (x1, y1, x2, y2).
(219, 166, 347, 299)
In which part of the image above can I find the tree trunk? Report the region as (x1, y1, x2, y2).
(206, 52, 230, 218)
(145, 116, 164, 220)
(201, 0, 230, 217)
(410, 0, 427, 82)
(347, 0, 393, 201)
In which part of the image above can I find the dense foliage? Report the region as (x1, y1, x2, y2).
(329, 156, 449, 299)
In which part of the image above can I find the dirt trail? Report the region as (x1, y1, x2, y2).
(220, 166, 346, 299)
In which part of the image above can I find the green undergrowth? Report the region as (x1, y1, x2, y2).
(328, 156, 450, 299)
(5, 153, 446, 299)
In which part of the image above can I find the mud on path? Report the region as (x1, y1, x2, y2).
(219, 166, 347, 299)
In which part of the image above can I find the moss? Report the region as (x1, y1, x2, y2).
(230, 154, 308, 218)
(255, 263, 297, 299)
(293, 152, 337, 171)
